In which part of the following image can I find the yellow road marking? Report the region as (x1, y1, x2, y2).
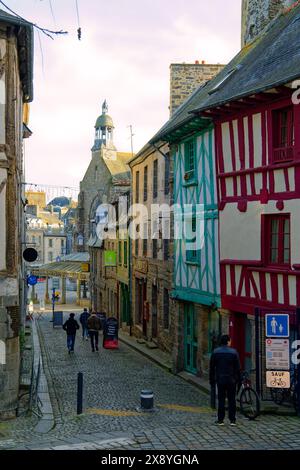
(86, 404, 211, 417)
(86, 409, 140, 417)
(157, 404, 211, 413)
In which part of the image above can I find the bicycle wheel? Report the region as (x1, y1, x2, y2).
(240, 387, 260, 420)
(292, 389, 298, 413)
(270, 387, 286, 405)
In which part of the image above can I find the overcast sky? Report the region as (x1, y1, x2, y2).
(6, 0, 241, 189)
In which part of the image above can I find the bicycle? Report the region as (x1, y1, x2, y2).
(270, 369, 298, 412)
(237, 370, 260, 420)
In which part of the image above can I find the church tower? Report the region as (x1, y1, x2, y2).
(92, 100, 116, 152)
(241, 0, 295, 46)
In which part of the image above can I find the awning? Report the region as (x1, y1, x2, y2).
(31, 261, 90, 280)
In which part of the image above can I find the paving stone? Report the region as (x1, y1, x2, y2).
(3, 313, 300, 450)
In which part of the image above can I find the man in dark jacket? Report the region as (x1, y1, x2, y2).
(63, 313, 80, 353)
(209, 334, 241, 426)
(87, 312, 101, 352)
(79, 308, 90, 340)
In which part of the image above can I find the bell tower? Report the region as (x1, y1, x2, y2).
(241, 0, 295, 47)
(92, 100, 115, 151)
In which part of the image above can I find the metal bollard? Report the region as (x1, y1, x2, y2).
(140, 389, 154, 411)
(77, 372, 83, 415)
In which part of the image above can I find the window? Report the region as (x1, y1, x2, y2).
(184, 139, 196, 181)
(143, 222, 148, 256)
(208, 68, 238, 95)
(61, 239, 64, 248)
(118, 241, 122, 265)
(153, 159, 158, 199)
(135, 238, 139, 257)
(143, 238, 147, 257)
(32, 235, 36, 244)
(163, 238, 169, 261)
(124, 241, 128, 267)
(143, 166, 148, 201)
(264, 215, 290, 266)
(163, 288, 169, 330)
(272, 107, 295, 163)
(135, 171, 140, 203)
(152, 239, 158, 259)
(49, 252, 53, 262)
(186, 214, 198, 263)
(49, 239, 53, 248)
(164, 154, 170, 195)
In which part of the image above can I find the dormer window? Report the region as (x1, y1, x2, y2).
(208, 66, 240, 95)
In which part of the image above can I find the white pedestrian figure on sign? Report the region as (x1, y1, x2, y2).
(271, 317, 278, 335)
(279, 324, 284, 334)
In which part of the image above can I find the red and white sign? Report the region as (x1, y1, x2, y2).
(266, 338, 290, 370)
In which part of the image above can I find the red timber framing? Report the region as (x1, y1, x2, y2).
(211, 88, 300, 315)
(214, 93, 300, 204)
(220, 260, 300, 315)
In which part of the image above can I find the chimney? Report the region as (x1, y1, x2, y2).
(169, 62, 225, 116)
(241, 0, 295, 47)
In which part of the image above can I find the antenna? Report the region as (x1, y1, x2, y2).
(128, 125, 134, 157)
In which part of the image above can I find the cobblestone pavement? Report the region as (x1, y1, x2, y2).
(1, 313, 300, 450)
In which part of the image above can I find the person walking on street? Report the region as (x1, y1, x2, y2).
(87, 311, 101, 352)
(63, 313, 80, 354)
(79, 308, 90, 340)
(209, 334, 241, 426)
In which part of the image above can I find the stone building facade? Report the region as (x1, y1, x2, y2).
(0, 10, 33, 417)
(241, 0, 295, 46)
(129, 143, 176, 354)
(169, 62, 225, 116)
(77, 102, 132, 315)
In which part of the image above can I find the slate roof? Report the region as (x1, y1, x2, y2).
(151, 3, 300, 142)
(0, 9, 34, 102)
(104, 152, 132, 184)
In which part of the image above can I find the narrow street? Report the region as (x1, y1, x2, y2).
(0, 312, 300, 450)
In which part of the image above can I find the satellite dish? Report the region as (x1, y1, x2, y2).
(23, 248, 38, 262)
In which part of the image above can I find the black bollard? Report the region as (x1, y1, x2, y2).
(141, 390, 154, 411)
(77, 372, 83, 415)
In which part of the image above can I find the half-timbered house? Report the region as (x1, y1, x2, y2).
(152, 3, 300, 379)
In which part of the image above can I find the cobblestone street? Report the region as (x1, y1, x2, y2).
(0, 312, 299, 450)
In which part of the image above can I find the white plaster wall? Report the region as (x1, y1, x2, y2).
(220, 199, 300, 264)
(0, 168, 6, 271)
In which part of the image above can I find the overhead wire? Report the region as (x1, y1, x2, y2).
(75, 0, 81, 40)
(0, 0, 68, 39)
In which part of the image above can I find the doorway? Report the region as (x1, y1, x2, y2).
(184, 303, 198, 374)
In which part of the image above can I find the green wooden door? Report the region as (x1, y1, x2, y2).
(121, 284, 130, 324)
(184, 303, 198, 374)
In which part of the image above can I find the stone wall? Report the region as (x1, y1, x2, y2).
(0, 28, 27, 418)
(169, 63, 225, 116)
(241, 0, 295, 46)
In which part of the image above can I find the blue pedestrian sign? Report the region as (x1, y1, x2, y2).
(266, 314, 289, 338)
(27, 275, 38, 286)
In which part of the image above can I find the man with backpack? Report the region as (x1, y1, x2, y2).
(87, 311, 101, 352)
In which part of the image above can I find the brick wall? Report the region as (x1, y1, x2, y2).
(169, 63, 225, 116)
